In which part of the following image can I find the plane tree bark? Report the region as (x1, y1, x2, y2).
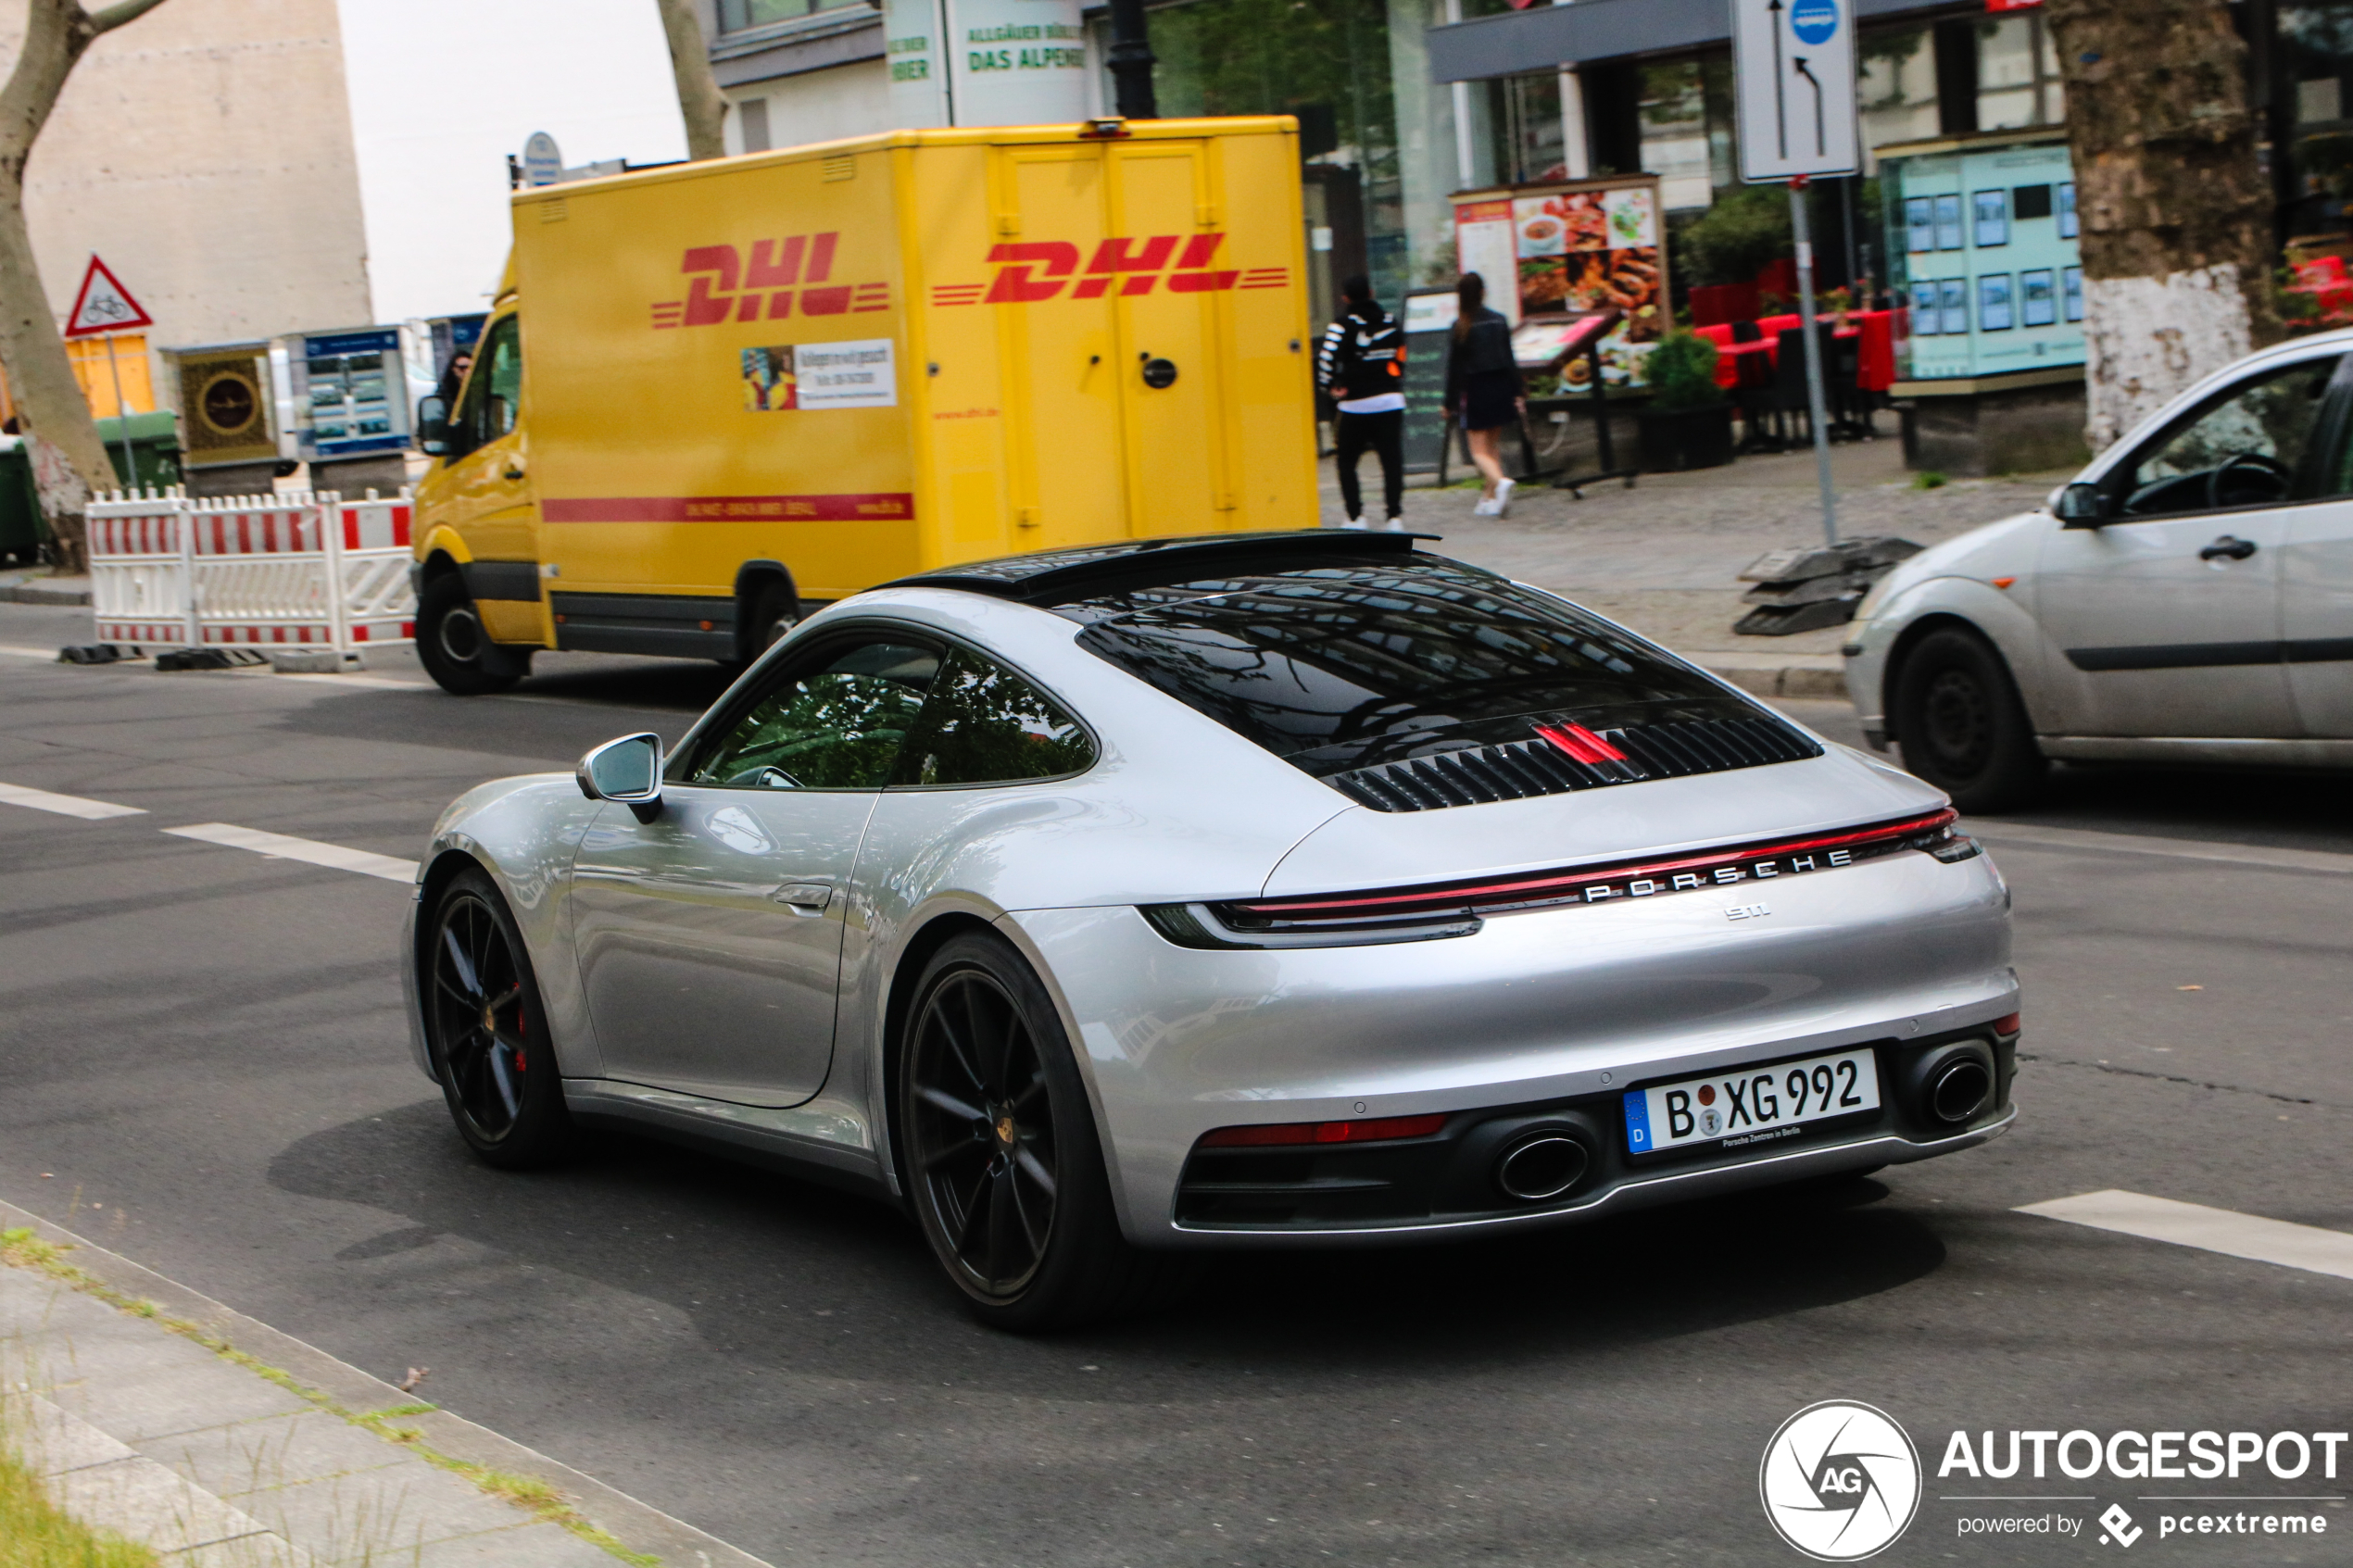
(655, 0, 727, 161)
(2044, 0, 2282, 452)
(0, 0, 173, 572)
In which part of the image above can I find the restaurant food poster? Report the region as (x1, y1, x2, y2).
(1455, 178, 1666, 389)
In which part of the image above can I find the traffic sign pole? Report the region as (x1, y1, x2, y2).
(100, 332, 133, 487)
(1789, 178, 1838, 548)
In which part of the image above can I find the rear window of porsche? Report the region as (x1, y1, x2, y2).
(1060, 557, 1784, 780)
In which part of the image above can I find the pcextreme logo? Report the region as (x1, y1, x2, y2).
(930, 234, 1289, 306)
(651, 232, 889, 328)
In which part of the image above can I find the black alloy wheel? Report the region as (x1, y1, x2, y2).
(1891, 627, 2047, 812)
(899, 933, 1179, 1331)
(416, 573, 530, 696)
(424, 870, 572, 1166)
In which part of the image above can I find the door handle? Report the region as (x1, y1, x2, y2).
(504, 465, 526, 482)
(770, 882, 833, 912)
(2199, 535, 2258, 560)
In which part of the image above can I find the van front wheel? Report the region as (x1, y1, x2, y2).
(418, 574, 531, 696)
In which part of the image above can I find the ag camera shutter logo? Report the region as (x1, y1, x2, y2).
(1760, 1400, 1921, 1561)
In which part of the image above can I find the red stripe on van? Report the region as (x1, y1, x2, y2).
(541, 494, 915, 523)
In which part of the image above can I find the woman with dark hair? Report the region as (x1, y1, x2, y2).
(1441, 272, 1525, 516)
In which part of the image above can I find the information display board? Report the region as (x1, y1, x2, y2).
(289, 327, 410, 459)
(1451, 173, 1666, 389)
(1400, 286, 1459, 476)
(1880, 132, 2082, 382)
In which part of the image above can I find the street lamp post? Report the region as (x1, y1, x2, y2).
(1106, 0, 1157, 119)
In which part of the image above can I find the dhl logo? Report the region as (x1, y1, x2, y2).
(651, 232, 889, 328)
(932, 234, 1288, 307)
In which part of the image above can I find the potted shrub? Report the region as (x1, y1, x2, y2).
(1636, 331, 1733, 472)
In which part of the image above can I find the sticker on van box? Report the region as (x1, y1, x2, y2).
(740, 340, 897, 411)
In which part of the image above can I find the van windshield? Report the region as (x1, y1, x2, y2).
(1062, 558, 1763, 776)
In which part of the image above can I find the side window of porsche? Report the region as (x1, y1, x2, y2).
(687, 637, 940, 790)
(893, 647, 1095, 786)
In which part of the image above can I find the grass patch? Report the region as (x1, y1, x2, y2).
(0, 1410, 159, 1568)
(0, 1229, 657, 1567)
(1909, 470, 1948, 490)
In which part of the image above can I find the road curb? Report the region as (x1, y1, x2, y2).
(0, 583, 91, 605)
(0, 1198, 776, 1568)
(1692, 653, 1849, 700)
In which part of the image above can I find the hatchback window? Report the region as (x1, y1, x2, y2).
(687, 638, 939, 789)
(1068, 559, 1764, 777)
(893, 648, 1094, 786)
(2119, 356, 2342, 518)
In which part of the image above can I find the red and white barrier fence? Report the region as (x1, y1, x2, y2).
(86, 488, 417, 654)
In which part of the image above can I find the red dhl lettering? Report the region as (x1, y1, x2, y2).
(649, 233, 891, 328)
(935, 234, 1283, 306)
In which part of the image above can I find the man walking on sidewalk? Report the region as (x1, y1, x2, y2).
(1316, 275, 1407, 531)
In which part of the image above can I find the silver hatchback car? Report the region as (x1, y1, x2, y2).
(404, 533, 2018, 1329)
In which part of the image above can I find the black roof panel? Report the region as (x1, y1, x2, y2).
(885, 530, 1440, 606)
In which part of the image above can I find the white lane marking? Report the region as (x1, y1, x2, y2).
(264, 671, 430, 691)
(0, 644, 60, 659)
(1967, 820, 2353, 877)
(0, 781, 146, 820)
(162, 822, 418, 884)
(2018, 1189, 2353, 1283)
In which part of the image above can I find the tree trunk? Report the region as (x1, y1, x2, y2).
(655, 0, 728, 161)
(2045, 0, 2280, 452)
(0, 0, 175, 573)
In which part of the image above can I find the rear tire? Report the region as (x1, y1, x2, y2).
(1891, 627, 2046, 812)
(417, 573, 530, 696)
(897, 932, 1178, 1332)
(422, 868, 574, 1168)
(745, 582, 798, 659)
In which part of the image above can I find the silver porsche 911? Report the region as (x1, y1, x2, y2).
(403, 532, 2018, 1329)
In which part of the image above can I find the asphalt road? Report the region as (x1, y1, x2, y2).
(2, 602, 2348, 1567)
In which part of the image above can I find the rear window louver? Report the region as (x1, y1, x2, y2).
(1328, 715, 1824, 812)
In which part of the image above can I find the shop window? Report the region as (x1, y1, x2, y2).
(2282, 5, 2353, 235)
(1860, 27, 1939, 166)
(1486, 70, 1565, 186)
(718, 0, 862, 26)
(1640, 59, 1714, 211)
(1977, 13, 2064, 132)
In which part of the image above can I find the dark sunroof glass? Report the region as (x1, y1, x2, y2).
(1067, 558, 1761, 776)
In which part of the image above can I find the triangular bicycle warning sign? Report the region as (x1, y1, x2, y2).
(63, 255, 153, 338)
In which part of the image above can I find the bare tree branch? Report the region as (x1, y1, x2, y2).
(87, 0, 172, 34)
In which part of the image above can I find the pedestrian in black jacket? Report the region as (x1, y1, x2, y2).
(1442, 272, 1525, 516)
(1315, 275, 1407, 530)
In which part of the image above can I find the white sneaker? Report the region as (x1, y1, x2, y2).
(1472, 496, 1499, 517)
(1339, 515, 1369, 530)
(1379, 516, 1406, 532)
(1492, 477, 1516, 517)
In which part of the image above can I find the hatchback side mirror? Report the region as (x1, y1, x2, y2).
(578, 732, 664, 822)
(417, 395, 449, 456)
(2056, 481, 2109, 528)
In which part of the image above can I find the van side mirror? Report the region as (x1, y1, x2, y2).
(2056, 481, 2109, 528)
(417, 395, 448, 456)
(578, 732, 664, 822)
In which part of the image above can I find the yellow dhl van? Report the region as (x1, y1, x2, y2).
(410, 116, 1316, 693)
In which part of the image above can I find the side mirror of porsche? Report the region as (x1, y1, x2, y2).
(2055, 481, 2108, 528)
(578, 733, 664, 822)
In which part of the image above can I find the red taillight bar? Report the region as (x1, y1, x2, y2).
(1198, 1113, 1448, 1148)
(1994, 1012, 2020, 1035)
(1242, 809, 1959, 922)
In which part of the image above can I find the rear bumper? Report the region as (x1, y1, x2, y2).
(1012, 845, 2015, 1248)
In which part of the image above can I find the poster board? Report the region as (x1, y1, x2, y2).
(1880, 132, 2082, 383)
(166, 343, 277, 469)
(1400, 286, 1459, 476)
(1453, 174, 1667, 390)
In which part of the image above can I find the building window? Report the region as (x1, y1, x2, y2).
(739, 97, 772, 153)
(1976, 12, 2064, 131)
(2282, 5, 2353, 236)
(1639, 59, 1716, 211)
(1486, 70, 1564, 186)
(718, 0, 864, 31)
(1860, 27, 1938, 165)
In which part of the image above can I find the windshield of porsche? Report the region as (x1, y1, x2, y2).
(1064, 558, 1759, 775)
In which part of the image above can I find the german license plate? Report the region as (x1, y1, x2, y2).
(1623, 1047, 1880, 1156)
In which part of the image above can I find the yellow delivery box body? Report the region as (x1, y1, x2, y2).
(410, 117, 1315, 689)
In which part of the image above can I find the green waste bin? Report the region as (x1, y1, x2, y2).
(94, 409, 182, 492)
(0, 439, 43, 565)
